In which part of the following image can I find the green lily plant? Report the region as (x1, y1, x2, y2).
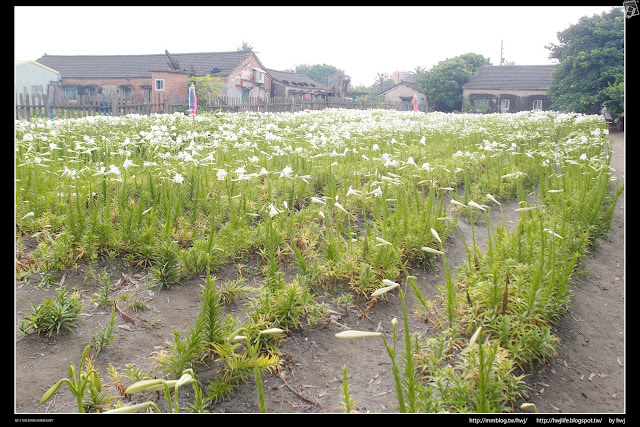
(40, 345, 105, 413)
(117, 368, 196, 413)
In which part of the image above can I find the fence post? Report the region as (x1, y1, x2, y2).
(43, 94, 52, 119)
(24, 93, 31, 121)
(111, 95, 119, 116)
(16, 93, 21, 120)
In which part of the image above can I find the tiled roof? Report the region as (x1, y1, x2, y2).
(463, 65, 556, 91)
(36, 51, 251, 79)
(379, 81, 422, 96)
(266, 69, 330, 90)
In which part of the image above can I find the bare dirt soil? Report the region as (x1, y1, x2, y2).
(14, 131, 624, 416)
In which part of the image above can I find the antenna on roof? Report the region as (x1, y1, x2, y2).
(500, 41, 504, 66)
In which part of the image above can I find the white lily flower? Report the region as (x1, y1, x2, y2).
(235, 166, 246, 179)
(431, 228, 442, 244)
(259, 328, 285, 336)
(468, 200, 486, 211)
(375, 237, 392, 247)
(368, 186, 383, 197)
(123, 159, 138, 169)
(279, 166, 293, 178)
(268, 203, 282, 218)
(486, 193, 501, 206)
(449, 198, 466, 208)
(105, 164, 120, 175)
(311, 197, 326, 205)
(422, 246, 445, 255)
(371, 280, 400, 297)
(334, 202, 348, 214)
(544, 228, 563, 239)
(346, 186, 361, 197)
(62, 166, 77, 179)
(173, 173, 185, 184)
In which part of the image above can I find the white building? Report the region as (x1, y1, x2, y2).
(15, 60, 62, 96)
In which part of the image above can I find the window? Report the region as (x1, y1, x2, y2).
(155, 79, 165, 91)
(474, 98, 489, 107)
(253, 69, 265, 84)
(64, 87, 77, 101)
(119, 86, 132, 100)
(532, 99, 543, 111)
(500, 98, 510, 112)
(30, 85, 44, 94)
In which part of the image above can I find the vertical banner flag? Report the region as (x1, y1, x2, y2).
(413, 93, 418, 113)
(189, 83, 197, 115)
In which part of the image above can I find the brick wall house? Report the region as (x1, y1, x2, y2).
(35, 50, 271, 103)
(462, 65, 556, 113)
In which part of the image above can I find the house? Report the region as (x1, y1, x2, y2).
(378, 75, 427, 111)
(35, 50, 272, 103)
(267, 69, 333, 101)
(15, 60, 62, 96)
(462, 65, 556, 113)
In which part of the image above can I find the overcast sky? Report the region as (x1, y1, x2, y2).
(15, 5, 618, 87)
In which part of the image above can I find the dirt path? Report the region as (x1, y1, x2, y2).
(14, 130, 625, 415)
(514, 129, 625, 414)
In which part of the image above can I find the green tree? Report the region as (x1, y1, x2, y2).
(295, 64, 342, 87)
(418, 53, 490, 112)
(374, 72, 394, 94)
(414, 66, 426, 77)
(546, 8, 624, 117)
(237, 41, 255, 52)
(189, 74, 225, 102)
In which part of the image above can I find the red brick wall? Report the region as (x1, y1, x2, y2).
(61, 71, 189, 101)
(226, 53, 272, 99)
(61, 77, 150, 98)
(151, 70, 189, 102)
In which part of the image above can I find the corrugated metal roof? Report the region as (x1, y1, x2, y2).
(463, 65, 556, 90)
(36, 51, 251, 79)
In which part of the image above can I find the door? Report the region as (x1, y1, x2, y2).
(500, 98, 510, 113)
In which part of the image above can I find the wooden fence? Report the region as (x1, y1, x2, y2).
(15, 92, 179, 121)
(16, 92, 428, 121)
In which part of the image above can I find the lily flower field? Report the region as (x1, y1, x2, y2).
(15, 108, 622, 413)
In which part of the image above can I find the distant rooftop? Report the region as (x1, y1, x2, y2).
(36, 51, 252, 79)
(463, 65, 556, 91)
(266, 69, 330, 90)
